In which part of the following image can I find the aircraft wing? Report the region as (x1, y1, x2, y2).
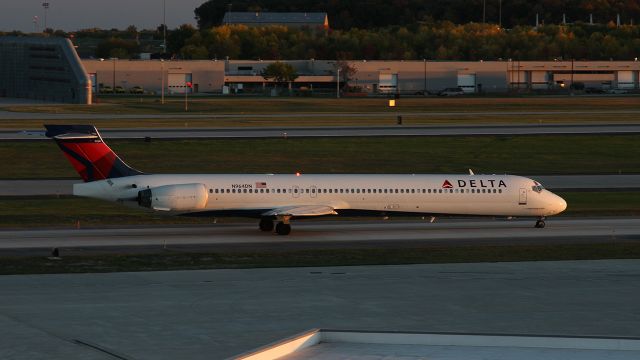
(262, 205, 338, 217)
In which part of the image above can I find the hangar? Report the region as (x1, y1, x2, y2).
(0, 36, 91, 104)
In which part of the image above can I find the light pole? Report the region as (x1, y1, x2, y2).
(33, 16, 39, 33)
(162, 0, 167, 54)
(160, 59, 165, 104)
(110, 57, 117, 92)
(482, 0, 486, 23)
(499, 0, 502, 27)
(423, 59, 427, 94)
(42, 2, 49, 31)
(336, 68, 340, 98)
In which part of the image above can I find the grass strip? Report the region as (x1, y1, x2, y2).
(1, 242, 639, 275)
(1, 135, 640, 179)
(5, 96, 640, 115)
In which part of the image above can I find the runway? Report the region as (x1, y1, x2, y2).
(3, 123, 640, 140)
(1, 218, 637, 255)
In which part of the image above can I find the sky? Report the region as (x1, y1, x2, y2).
(0, 0, 205, 32)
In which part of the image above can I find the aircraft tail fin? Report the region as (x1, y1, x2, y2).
(44, 125, 143, 182)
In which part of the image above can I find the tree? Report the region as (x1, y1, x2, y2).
(261, 62, 299, 90)
(334, 60, 357, 89)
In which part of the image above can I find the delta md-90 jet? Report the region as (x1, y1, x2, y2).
(45, 125, 567, 235)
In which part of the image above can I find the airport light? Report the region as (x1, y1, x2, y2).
(42, 2, 49, 31)
(33, 16, 39, 33)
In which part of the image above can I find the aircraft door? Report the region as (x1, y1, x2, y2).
(310, 185, 317, 198)
(518, 188, 527, 205)
(292, 185, 300, 198)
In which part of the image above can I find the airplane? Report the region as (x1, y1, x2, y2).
(45, 124, 567, 235)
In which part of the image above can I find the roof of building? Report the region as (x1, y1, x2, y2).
(222, 12, 328, 25)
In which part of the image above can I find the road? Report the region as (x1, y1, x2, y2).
(1, 175, 637, 196)
(0, 218, 637, 255)
(3, 123, 640, 140)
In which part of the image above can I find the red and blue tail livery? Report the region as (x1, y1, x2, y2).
(45, 124, 142, 182)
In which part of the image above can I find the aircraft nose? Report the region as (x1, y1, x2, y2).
(554, 195, 567, 214)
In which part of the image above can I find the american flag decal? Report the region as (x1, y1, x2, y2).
(256, 182, 267, 188)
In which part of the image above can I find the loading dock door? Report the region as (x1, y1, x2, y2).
(519, 188, 527, 205)
(457, 74, 476, 93)
(378, 73, 398, 93)
(168, 73, 192, 94)
(617, 71, 635, 89)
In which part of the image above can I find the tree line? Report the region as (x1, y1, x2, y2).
(195, 0, 640, 30)
(170, 22, 640, 61)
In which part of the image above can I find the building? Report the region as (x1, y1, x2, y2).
(79, 59, 640, 97)
(222, 12, 329, 30)
(0, 36, 91, 104)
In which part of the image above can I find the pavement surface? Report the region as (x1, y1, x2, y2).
(0, 218, 637, 256)
(0, 260, 638, 359)
(1, 175, 637, 196)
(3, 123, 640, 140)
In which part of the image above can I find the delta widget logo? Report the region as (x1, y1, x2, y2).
(442, 180, 453, 188)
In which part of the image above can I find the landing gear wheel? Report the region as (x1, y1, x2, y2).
(535, 220, 546, 228)
(259, 218, 274, 232)
(275, 222, 291, 235)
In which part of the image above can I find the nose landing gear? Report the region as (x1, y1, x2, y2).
(534, 217, 546, 228)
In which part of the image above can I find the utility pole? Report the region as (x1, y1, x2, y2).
(499, 0, 502, 27)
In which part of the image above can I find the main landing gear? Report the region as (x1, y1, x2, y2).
(275, 222, 291, 235)
(258, 216, 291, 235)
(535, 217, 546, 228)
(259, 217, 274, 232)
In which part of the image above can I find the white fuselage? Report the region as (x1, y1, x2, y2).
(74, 173, 567, 218)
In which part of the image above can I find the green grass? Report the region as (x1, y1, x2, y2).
(0, 191, 637, 229)
(2, 242, 639, 275)
(1, 96, 639, 129)
(1, 135, 639, 179)
(5, 96, 640, 114)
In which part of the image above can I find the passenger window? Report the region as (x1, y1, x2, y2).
(305, 189, 309, 193)
(243, 189, 248, 193)
(499, 189, 502, 193)
(356, 189, 360, 193)
(232, 189, 236, 193)
(438, 189, 442, 193)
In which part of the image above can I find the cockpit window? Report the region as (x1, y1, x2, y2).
(531, 184, 545, 193)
